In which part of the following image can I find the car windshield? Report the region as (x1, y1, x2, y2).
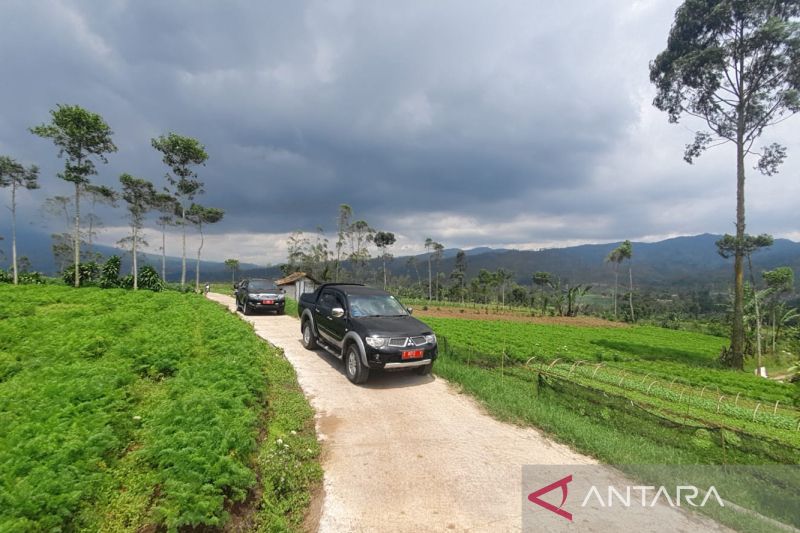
(249, 280, 277, 291)
(348, 294, 408, 317)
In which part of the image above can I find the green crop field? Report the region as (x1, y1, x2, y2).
(0, 285, 320, 532)
(423, 315, 800, 468)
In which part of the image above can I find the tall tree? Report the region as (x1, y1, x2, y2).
(0, 156, 39, 285)
(119, 174, 158, 290)
(618, 240, 634, 321)
(347, 219, 374, 282)
(153, 192, 178, 281)
(83, 184, 117, 261)
(650, 1, 800, 368)
(224, 258, 240, 285)
(451, 250, 468, 303)
(151, 133, 208, 288)
(424, 238, 442, 300)
(433, 242, 445, 299)
(605, 245, 625, 319)
(186, 204, 224, 292)
(495, 267, 514, 307)
(334, 204, 352, 282)
(31, 104, 117, 287)
(533, 271, 552, 314)
(374, 231, 396, 289)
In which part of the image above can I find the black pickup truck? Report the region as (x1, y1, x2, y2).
(298, 283, 437, 383)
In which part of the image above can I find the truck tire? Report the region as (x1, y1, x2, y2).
(415, 362, 433, 376)
(345, 344, 369, 384)
(242, 301, 251, 315)
(301, 320, 318, 350)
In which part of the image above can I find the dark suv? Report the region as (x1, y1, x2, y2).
(235, 278, 286, 315)
(297, 284, 437, 383)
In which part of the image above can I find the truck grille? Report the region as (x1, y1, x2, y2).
(388, 336, 428, 347)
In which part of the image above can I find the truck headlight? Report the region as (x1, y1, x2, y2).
(365, 336, 388, 348)
(425, 334, 437, 345)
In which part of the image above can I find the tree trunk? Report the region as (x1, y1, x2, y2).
(195, 223, 203, 293)
(730, 116, 746, 369)
(382, 254, 387, 290)
(132, 225, 138, 290)
(161, 224, 167, 281)
(628, 261, 635, 322)
(74, 182, 81, 287)
(428, 255, 432, 300)
(180, 203, 186, 288)
(612, 265, 619, 319)
(747, 254, 762, 369)
(11, 183, 18, 285)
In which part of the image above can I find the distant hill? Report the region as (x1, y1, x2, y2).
(4, 228, 798, 289)
(385, 234, 800, 291)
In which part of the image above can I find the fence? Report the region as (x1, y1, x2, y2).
(437, 336, 800, 465)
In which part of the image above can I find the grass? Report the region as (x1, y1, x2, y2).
(0, 285, 320, 532)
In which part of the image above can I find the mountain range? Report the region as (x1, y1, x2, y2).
(3, 230, 799, 290)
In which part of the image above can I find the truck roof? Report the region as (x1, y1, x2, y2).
(315, 283, 388, 296)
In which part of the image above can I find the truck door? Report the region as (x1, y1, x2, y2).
(316, 289, 342, 346)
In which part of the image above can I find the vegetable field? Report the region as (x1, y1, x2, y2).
(0, 285, 320, 532)
(425, 316, 800, 466)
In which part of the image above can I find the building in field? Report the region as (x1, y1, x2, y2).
(275, 271, 320, 300)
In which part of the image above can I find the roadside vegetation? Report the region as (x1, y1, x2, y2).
(0, 285, 320, 532)
(425, 314, 799, 462)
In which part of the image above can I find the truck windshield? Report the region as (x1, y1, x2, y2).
(348, 294, 408, 317)
(249, 280, 277, 291)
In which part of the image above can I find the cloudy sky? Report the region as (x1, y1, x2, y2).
(1, 0, 798, 265)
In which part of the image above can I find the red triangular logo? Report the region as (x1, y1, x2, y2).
(528, 474, 573, 521)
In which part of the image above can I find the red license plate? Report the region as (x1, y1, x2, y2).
(402, 350, 424, 360)
(262, 300, 274, 305)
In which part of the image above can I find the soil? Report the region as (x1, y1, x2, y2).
(415, 307, 630, 327)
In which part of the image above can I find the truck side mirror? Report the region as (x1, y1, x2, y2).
(331, 307, 345, 318)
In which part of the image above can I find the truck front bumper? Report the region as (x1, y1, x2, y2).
(364, 345, 438, 369)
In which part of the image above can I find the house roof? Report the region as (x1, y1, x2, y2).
(275, 271, 320, 286)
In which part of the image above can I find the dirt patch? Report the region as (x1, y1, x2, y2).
(416, 307, 630, 327)
(302, 481, 325, 533)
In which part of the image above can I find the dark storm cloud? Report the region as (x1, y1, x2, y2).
(1, 0, 797, 263)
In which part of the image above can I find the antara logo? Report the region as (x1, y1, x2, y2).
(528, 475, 573, 521)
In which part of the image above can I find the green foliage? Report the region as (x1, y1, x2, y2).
(62, 262, 100, 285)
(763, 267, 795, 292)
(136, 265, 164, 292)
(100, 256, 121, 288)
(0, 286, 320, 531)
(30, 104, 117, 186)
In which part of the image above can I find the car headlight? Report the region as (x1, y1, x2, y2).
(425, 334, 437, 345)
(365, 336, 389, 348)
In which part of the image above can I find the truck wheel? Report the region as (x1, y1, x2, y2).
(345, 344, 369, 384)
(415, 362, 433, 376)
(242, 301, 251, 315)
(301, 320, 318, 350)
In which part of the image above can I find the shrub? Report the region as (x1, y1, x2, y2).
(61, 262, 100, 285)
(137, 265, 164, 292)
(99, 256, 121, 288)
